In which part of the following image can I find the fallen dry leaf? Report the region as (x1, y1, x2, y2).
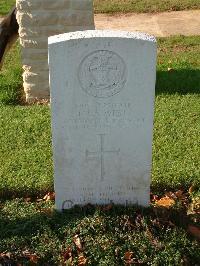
(189, 185, 195, 194)
(155, 196, 175, 208)
(73, 234, 83, 252)
(0, 252, 11, 259)
(63, 247, 73, 263)
(188, 225, 200, 241)
(151, 194, 159, 202)
(115, 247, 120, 256)
(124, 251, 134, 265)
(24, 197, 31, 202)
(175, 190, 183, 199)
(187, 196, 200, 216)
(165, 191, 177, 200)
(39, 208, 54, 216)
(21, 251, 39, 264)
(43, 192, 55, 201)
(0, 252, 13, 265)
(29, 254, 39, 264)
(36, 198, 43, 202)
(78, 254, 87, 266)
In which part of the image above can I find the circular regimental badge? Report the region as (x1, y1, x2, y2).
(78, 50, 127, 98)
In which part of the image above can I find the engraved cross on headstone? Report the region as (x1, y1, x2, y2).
(86, 134, 120, 181)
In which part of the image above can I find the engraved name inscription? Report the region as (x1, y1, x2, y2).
(66, 102, 143, 130)
(78, 50, 127, 98)
(61, 185, 149, 209)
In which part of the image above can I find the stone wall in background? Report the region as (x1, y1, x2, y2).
(16, 0, 94, 102)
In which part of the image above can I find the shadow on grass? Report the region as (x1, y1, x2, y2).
(0, 204, 190, 241)
(0, 205, 91, 265)
(0, 68, 199, 106)
(156, 69, 200, 95)
(0, 203, 199, 265)
(0, 206, 86, 239)
(0, 187, 54, 201)
(0, 68, 23, 105)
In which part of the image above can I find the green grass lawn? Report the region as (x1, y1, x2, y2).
(0, 0, 200, 15)
(94, 0, 200, 13)
(0, 200, 199, 265)
(0, 36, 199, 264)
(0, 43, 23, 105)
(0, 0, 15, 15)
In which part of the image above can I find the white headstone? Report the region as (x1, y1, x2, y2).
(48, 30, 157, 210)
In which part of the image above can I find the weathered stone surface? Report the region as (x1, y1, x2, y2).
(48, 30, 157, 210)
(16, 0, 94, 102)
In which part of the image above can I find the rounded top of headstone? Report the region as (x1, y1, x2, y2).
(48, 30, 156, 45)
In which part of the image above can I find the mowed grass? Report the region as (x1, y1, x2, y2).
(153, 36, 200, 191)
(94, 0, 200, 13)
(0, 105, 53, 199)
(0, 201, 199, 265)
(0, 36, 199, 265)
(0, 43, 23, 105)
(0, 0, 15, 15)
(0, 36, 200, 198)
(0, 0, 200, 15)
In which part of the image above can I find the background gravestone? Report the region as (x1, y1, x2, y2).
(48, 30, 157, 210)
(16, 0, 94, 102)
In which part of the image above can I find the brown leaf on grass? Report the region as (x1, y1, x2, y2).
(115, 247, 120, 256)
(189, 185, 195, 194)
(151, 217, 175, 229)
(63, 247, 73, 263)
(188, 225, 200, 241)
(0, 252, 13, 265)
(144, 225, 163, 249)
(150, 194, 159, 202)
(124, 251, 134, 265)
(174, 190, 184, 199)
(165, 191, 177, 200)
(40, 208, 54, 216)
(155, 196, 175, 208)
(36, 198, 43, 202)
(78, 254, 87, 266)
(0, 252, 11, 258)
(29, 254, 39, 264)
(122, 215, 135, 230)
(24, 197, 31, 202)
(73, 234, 83, 252)
(124, 251, 143, 265)
(43, 192, 55, 201)
(188, 196, 200, 215)
(21, 251, 39, 264)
